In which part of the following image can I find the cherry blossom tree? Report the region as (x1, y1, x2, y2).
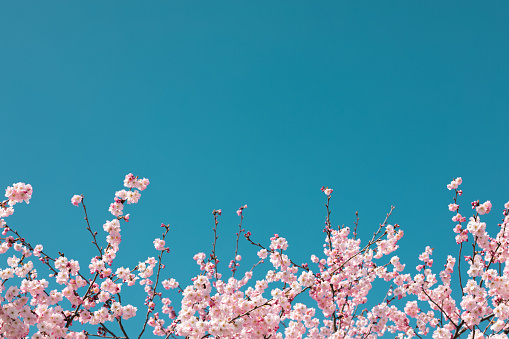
(0, 174, 508, 339)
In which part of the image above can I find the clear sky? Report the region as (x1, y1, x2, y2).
(1, 1, 508, 337)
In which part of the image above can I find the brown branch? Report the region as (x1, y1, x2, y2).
(231, 211, 244, 278)
(80, 196, 103, 257)
(138, 225, 170, 339)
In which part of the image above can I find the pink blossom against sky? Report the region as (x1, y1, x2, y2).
(0, 1, 508, 336)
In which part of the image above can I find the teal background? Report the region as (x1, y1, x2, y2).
(1, 1, 508, 336)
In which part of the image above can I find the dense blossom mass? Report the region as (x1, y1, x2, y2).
(0, 175, 508, 338)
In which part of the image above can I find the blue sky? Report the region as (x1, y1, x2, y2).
(1, 1, 508, 336)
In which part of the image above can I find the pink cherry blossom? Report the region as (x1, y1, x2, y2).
(71, 195, 82, 206)
(0, 174, 507, 339)
(447, 177, 462, 190)
(448, 203, 459, 211)
(320, 186, 333, 195)
(153, 238, 166, 251)
(123, 173, 137, 188)
(236, 204, 247, 216)
(5, 182, 33, 205)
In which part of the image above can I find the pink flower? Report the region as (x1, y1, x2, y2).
(33, 244, 43, 257)
(257, 249, 268, 259)
(126, 190, 141, 204)
(115, 190, 128, 200)
(109, 201, 124, 217)
(123, 173, 137, 188)
(162, 278, 178, 289)
(476, 204, 487, 215)
(71, 195, 82, 206)
(447, 177, 462, 190)
(136, 178, 150, 191)
(122, 305, 137, 320)
(484, 200, 492, 213)
(476, 201, 492, 215)
(0, 207, 14, 218)
(320, 186, 333, 195)
(5, 182, 33, 205)
(452, 213, 466, 223)
(236, 205, 247, 216)
(153, 238, 166, 251)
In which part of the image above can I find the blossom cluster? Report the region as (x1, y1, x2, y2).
(0, 174, 508, 339)
(108, 174, 149, 217)
(0, 174, 151, 338)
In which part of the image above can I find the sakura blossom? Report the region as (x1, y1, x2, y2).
(71, 194, 83, 206)
(153, 238, 166, 251)
(0, 174, 507, 339)
(5, 182, 33, 205)
(320, 186, 333, 195)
